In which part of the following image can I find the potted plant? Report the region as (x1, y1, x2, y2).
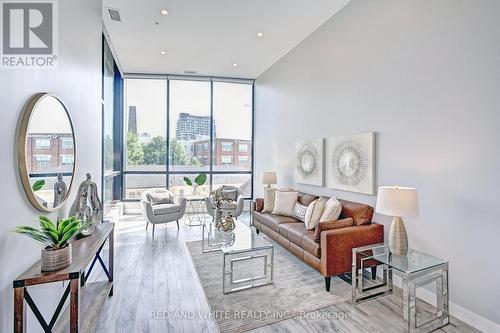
(15, 215, 87, 272)
(32, 179, 45, 191)
(183, 173, 207, 196)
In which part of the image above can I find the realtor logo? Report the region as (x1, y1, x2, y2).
(1, 0, 58, 68)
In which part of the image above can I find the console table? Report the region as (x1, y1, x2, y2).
(13, 223, 114, 333)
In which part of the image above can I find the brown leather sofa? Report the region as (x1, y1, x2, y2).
(252, 193, 384, 291)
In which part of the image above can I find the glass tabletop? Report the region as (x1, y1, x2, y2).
(356, 244, 447, 274)
(184, 195, 206, 201)
(204, 220, 272, 254)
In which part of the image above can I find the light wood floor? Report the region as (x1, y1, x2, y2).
(92, 214, 480, 333)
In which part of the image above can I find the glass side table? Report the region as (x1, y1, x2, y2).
(184, 195, 207, 227)
(352, 244, 449, 333)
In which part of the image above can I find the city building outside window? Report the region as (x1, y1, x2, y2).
(35, 138, 51, 149)
(34, 155, 51, 167)
(61, 137, 73, 149)
(60, 155, 74, 166)
(238, 156, 249, 165)
(221, 156, 233, 165)
(221, 142, 233, 152)
(238, 143, 248, 153)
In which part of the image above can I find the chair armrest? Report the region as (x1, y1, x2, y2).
(140, 199, 155, 221)
(177, 197, 186, 215)
(205, 197, 215, 216)
(320, 223, 384, 276)
(313, 217, 353, 243)
(235, 195, 245, 217)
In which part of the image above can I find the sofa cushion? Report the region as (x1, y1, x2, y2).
(278, 223, 321, 258)
(146, 189, 173, 204)
(272, 191, 298, 216)
(298, 192, 319, 206)
(338, 199, 374, 226)
(304, 198, 325, 230)
(278, 223, 305, 246)
(301, 231, 321, 258)
(262, 188, 275, 213)
(320, 197, 342, 222)
(292, 202, 308, 222)
(253, 211, 299, 232)
(221, 189, 238, 201)
(153, 203, 181, 215)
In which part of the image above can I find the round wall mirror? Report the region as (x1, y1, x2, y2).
(18, 93, 76, 212)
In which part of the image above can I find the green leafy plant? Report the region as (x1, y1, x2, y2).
(183, 173, 207, 187)
(183, 176, 193, 186)
(32, 180, 45, 192)
(15, 216, 87, 250)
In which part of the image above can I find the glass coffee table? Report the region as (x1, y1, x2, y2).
(352, 244, 449, 332)
(202, 220, 274, 294)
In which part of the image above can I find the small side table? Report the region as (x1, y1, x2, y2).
(352, 244, 449, 333)
(184, 195, 207, 227)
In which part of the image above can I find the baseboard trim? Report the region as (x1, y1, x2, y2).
(389, 275, 500, 333)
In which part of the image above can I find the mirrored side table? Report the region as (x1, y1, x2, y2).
(352, 244, 449, 333)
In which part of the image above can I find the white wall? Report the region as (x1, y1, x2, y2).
(255, 0, 500, 331)
(0, 0, 102, 331)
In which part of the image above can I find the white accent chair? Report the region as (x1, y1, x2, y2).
(141, 188, 186, 239)
(205, 185, 245, 221)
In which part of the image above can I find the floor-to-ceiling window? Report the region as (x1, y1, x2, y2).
(102, 36, 122, 205)
(123, 79, 167, 199)
(121, 77, 254, 201)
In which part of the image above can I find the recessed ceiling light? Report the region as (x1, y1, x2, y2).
(160, 51, 166, 55)
(160, 9, 169, 15)
(257, 32, 264, 37)
(232, 63, 239, 67)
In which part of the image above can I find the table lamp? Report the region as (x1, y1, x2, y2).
(261, 172, 277, 188)
(375, 186, 419, 255)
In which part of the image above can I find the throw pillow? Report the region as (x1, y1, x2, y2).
(262, 188, 275, 213)
(272, 191, 299, 216)
(313, 218, 354, 243)
(320, 197, 342, 222)
(292, 202, 308, 221)
(221, 189, 238, 201)
(146, 190, 173, 204)
(304, 198, 326, 230)
(298, 192, 319, 206)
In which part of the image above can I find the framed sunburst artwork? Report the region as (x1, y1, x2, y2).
(326, 132, 375, 195)
(295, 139, 324, 187)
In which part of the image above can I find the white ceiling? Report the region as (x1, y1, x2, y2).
(103, 0, 350, 79)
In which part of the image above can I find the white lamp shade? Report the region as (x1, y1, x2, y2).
(375, 186, 419, 218)
(261, 172, 277, 185)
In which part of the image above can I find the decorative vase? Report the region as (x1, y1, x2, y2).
(41, 244, 72, 272)
(217, 213, 236, 233)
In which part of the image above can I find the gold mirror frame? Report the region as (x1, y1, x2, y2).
(18, 93, 77, 212)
